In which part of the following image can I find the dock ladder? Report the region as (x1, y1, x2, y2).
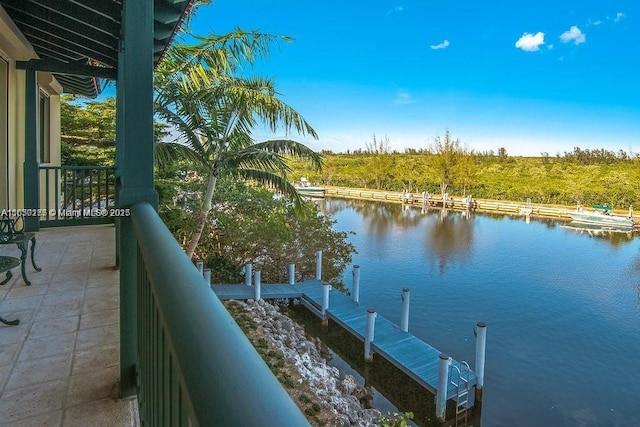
(450, 361, 472, 426)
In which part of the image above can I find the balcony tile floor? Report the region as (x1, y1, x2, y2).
(0, 225, 138, 426)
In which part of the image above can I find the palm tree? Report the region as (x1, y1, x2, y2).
(155, 30, 322, 259)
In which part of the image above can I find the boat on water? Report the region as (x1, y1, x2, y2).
(568, 205, 636, 229)
(294, 177, 325, 198)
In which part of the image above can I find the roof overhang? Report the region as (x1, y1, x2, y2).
(0, 0, 192, 98)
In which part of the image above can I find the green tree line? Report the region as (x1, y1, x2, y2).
(291, 135, 640, 209)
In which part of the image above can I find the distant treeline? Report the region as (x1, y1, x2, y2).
(320, 146, 638, 165)
(289, 147, 640, 209)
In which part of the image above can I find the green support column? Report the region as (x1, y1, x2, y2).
(23, 69, 39, 232)
(118, 0, 157, 398)
(114, 40, 124, 269)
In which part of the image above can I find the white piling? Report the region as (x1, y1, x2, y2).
(352, 265, 361, 304)
(245, 263, 252, 287)
(288, 264, 296, 285)
(436, 354, 452, 422)
(475, 322, 487, 400)
(400, 288, 410, 332)
(203, 269, 211, 287)
(315, 250, 323, 280)
(321, 283, 330, 325)
(254, 270, 261, 301)
(196, 260, 204, 276)
(364, 308, 377, 362)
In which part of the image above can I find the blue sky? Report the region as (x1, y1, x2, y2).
(186, 0, 639, 156)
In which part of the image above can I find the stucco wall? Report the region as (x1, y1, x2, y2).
(1, 5, 62, 211)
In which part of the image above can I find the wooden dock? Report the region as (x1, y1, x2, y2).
(324, 186, 610, 221)
(213, 280, 477, 403)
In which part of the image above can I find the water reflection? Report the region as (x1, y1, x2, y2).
(322, 198, 424, 237)
(560, 222, 635, 246)
(318, 197, 640, 426)
(423, 207, 475, 273)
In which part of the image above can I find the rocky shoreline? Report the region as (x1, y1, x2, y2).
(227, 299, 383, 426)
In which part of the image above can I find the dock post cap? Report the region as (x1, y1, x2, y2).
(402, 287, 410, 292)
(367, 308, 376, 314)
(477, 321, 487, 328)
(353, 264, 360, 268)
(439, 353, 450, 360)
(322, 282, 330, 286)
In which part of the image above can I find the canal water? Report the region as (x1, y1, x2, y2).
(319, 198, 640, 427)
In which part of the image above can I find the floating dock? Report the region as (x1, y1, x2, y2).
(213, 278, 482, 418)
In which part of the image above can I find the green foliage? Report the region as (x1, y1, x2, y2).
(60, 95, 170, 166)
(60, 95, 116, 166)
(379, 411, 414, 427)
(364, 135, 395, 190)
(158, 174, 356, 285)
(289, 147, 640, 209)
(154, 28, 321, 258)
(426, 130, 473, 196)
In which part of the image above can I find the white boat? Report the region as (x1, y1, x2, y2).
(295, 177, 325, 198)
(568, 205, 635, 229)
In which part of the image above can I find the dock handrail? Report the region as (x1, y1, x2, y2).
(131, 202, 309, 426)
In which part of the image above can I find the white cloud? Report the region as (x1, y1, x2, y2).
(387, 5, 404, 15)
(560, 26, 586, 44)
(430, 40, 450, 50)
(394, 92, 414, 105)
(615, 12, 625, 23)
(585, 19, 602, 27)
(515, 32, 545, 52)
(547, 44, 554, 50)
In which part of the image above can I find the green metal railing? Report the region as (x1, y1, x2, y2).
(39, 165, 116, 227)
(130, 202, 309, 426)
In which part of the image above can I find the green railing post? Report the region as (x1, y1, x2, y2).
(118, 0, 157, 399)
(23, 69, 39, 232)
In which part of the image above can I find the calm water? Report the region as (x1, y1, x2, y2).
(319, 198, 640, 427)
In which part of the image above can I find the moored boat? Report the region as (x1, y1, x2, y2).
(295, 177, 325, 198)
(568, 205, 636, 229)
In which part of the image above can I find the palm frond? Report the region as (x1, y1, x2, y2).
(253, 140, 323, 172)
(155, 142, 209, 169)
(235, 168, 304, 207)
(223, 147, 291, 175)
(157, 29, 293, 90)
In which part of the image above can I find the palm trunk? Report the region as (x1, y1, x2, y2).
(186, 171, 218, 259)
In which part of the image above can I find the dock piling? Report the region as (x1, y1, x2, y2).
(364, 308, 377, 361)
(400, 288, 410, 332)
(436, 353, 452, 422)
(321, 283, 330, 325)
(315, 250, 323, 280)
(288, 264, 295, 285)
(352, 265, 360, 304)
(475, 322, 487, 400)
(196, 260, 204, 276)
(254, 270, 261, 301)
(245, 263, 252, 287)
(203, 269, 211, 286)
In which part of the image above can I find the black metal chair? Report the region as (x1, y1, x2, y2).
(0, 214, 41, 286)
(0, 255, 20, 325)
